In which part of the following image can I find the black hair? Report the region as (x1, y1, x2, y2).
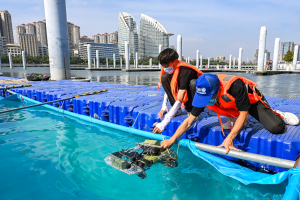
(158, 48, 179, 66)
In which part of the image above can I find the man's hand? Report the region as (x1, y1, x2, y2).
(158, 107, 169, 120)
(217, 137, 241, 154)
(152, 122, 162, 134)
(161, 139, 175, 149)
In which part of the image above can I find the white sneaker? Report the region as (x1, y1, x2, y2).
(274, 110, 300, 126)
(223, 119, 233, 129)
(222, 118, 247, 129)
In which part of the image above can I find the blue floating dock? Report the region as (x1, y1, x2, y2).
(1, 77, 300, 174)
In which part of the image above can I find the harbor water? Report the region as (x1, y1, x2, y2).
(0, 100, 286, 200)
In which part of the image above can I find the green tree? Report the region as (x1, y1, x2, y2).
(1, 55, 9, 63)
(284, 50, 294, 62)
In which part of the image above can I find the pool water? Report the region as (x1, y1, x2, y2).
(0, 100, 286, 199)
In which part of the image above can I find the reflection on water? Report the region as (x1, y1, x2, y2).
(1, 67, 300, 98)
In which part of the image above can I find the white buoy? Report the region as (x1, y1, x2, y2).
(106, 58, 108, 68)
(159, 44, 162, 69)
(87, 44, 92, 69)
(229, 55, 232, 69)
(272, 38, 280, 71)
(125, 41, 129, 70)
(44, 0, 71, 80)
(9, 53, 13, 69)
(238, 48, 243, 70)
(196, 50, 199, 68)
(292, 45, 299, 71)
(120, 57, 122, 68)
(96, 50, 99, 68)
(22, 51, 26, 69)
(200, 55, 202, 69)
(113, 54, 116, 68)
(135, 52, 138, 68)
(257, 26, 267, 71)
(149, 58, 152, 68)
(177, 35, 182, 61)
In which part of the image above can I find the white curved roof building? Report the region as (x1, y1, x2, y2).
(118, 12, 138, 59)
(139, 14, 173, 59)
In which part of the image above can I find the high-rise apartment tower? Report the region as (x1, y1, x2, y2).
(0, 10, 14, 44)
(118, 12, 138, 59)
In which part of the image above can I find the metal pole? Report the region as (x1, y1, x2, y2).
(193, 142, 294, 169)
(0, 84, 31, 90)
(87, 44, 92, 69)
(93, 58, 95, 68)
(113, 54, 116, 68)
(96, 50, 99, 68)
(188, 57, 190, 64)
(8, 53, 13, 69)
(106, 58, 108, 68)
(159, 44, 162, 69)
(149, 58, 152, 68)
(22, 51, 26, 69)
(44, 0, 71, 80)
(125, 41, 129, 70)
(257, 26, 267, 71)
(238, 48, 242, 70)
(200, 55, 202, 69)
(272, 38, 280, 71)
(196, 50, 199, 68)
(292, 45, 299, 71)
(177, 35, 182, 61)
(120, 57, 122, 68)
(229, 55, 232, 69)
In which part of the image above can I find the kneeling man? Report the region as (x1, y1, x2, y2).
(161, 73, 299, 153)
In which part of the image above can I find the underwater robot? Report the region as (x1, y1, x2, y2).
(105, 140, 178, 178)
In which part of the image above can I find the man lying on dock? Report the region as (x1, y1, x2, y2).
(152, 48, 203, 134)
(159, 73, 299, 153)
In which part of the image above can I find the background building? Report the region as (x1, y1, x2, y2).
(35, 21, 47, 46)
(216, 56, 225, 61)
(252, 49, 271, 63)
(18, 33, 38, 56)
(79, 42, 119, 60)
(16, 20, 80, 57)
(0, 10, 14, 44)
(118, 12, 138, 59)
(6, 43, 21, 57)
(0, 36, 7, 55)
(280, 42, 294, 61)
(139, 14, 173, 59)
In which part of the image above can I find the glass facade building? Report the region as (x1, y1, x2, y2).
(139, 14, 173, 59)
(280, 42, 294, 61)
(118, 12, 138, 59)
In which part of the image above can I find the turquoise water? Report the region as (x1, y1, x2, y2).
(0, 100, 286, 199)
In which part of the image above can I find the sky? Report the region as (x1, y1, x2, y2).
(2, 0, 300, 60)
